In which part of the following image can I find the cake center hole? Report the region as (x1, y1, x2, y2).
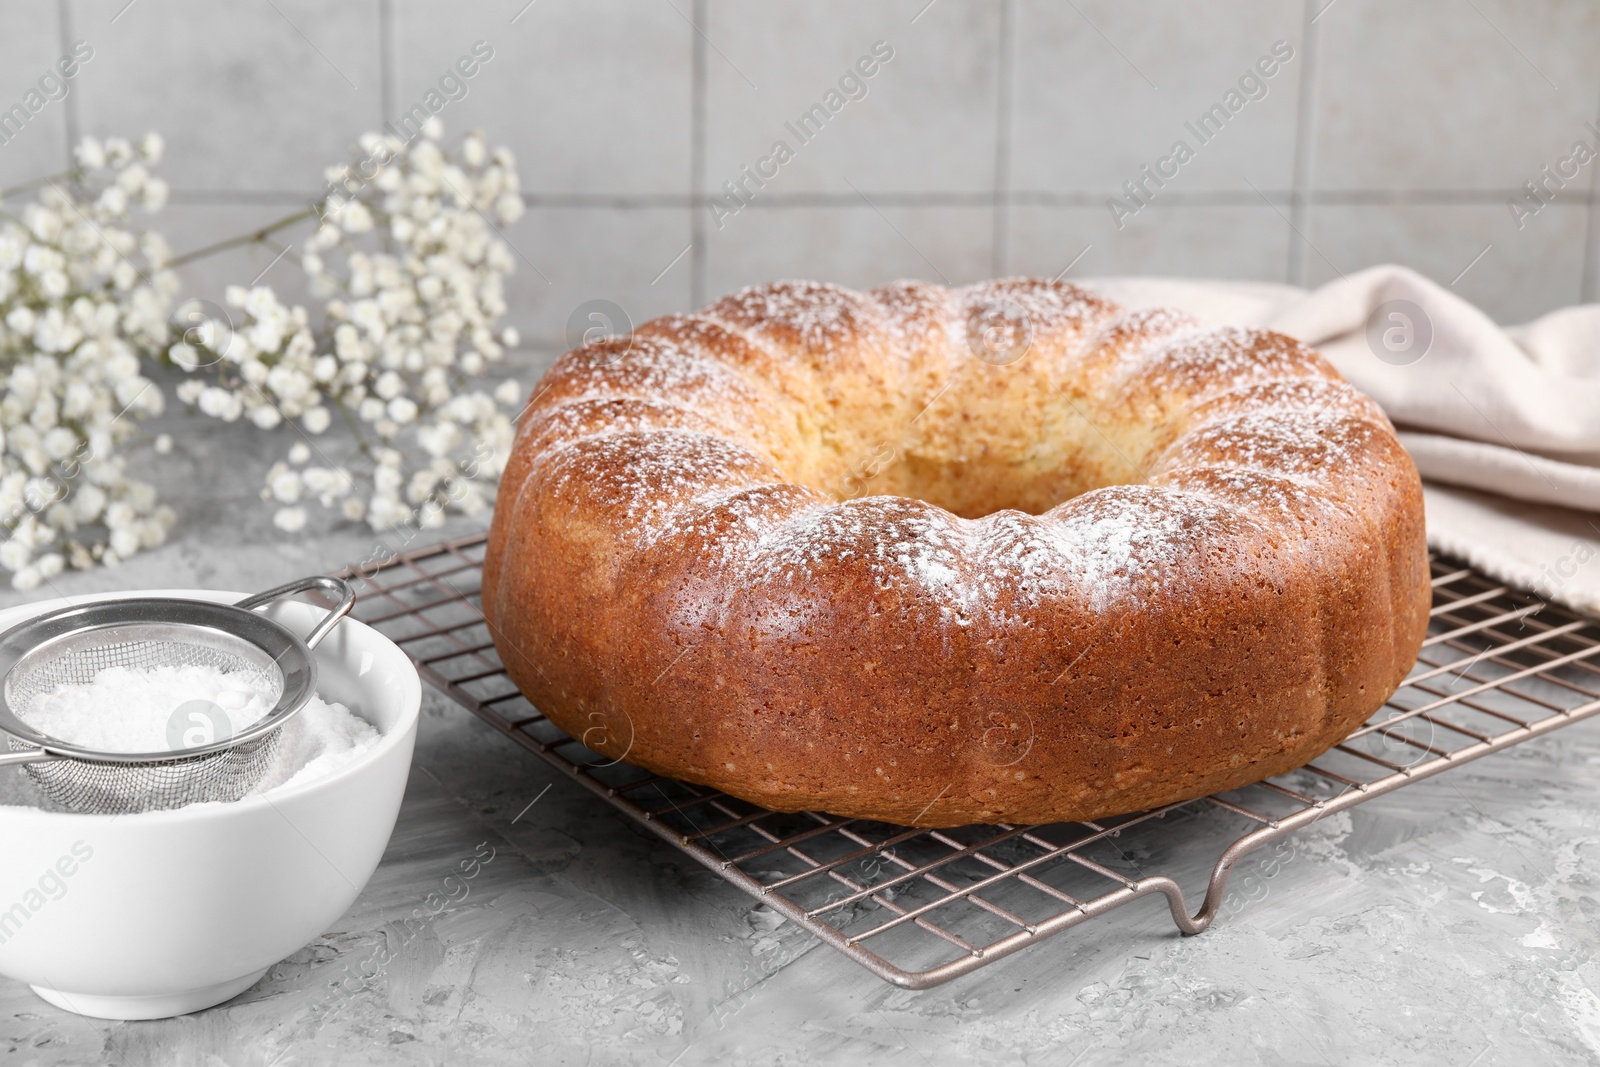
(822, 381, 1150, 519)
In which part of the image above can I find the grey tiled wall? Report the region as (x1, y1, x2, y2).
(5, 0, 1597, 353)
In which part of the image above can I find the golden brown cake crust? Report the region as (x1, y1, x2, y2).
(483, 279, 1430, 827)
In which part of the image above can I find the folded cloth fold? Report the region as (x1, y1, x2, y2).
(1423, 484, 1600, 616)
(1083, 266, 1600, 616)
(1397, 432, 1600, 514)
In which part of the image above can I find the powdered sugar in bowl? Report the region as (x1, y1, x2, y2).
(0, 587, 420, 1021)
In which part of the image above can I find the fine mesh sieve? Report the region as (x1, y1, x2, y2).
(0, 576, 354, 814)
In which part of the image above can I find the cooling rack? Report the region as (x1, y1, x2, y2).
(329, 533, 1600, 989)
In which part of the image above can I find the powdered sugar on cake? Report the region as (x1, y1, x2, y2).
(521, 278, 1390, 630)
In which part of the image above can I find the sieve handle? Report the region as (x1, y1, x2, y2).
(236, 576, 356, 650)
(0, 747, 64, 768)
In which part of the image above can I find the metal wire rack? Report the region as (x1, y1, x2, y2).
(330, 533, 1600, 989)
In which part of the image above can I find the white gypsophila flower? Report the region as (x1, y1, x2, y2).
(0, 135, 178, 585)
(172, 122, 526, 534)
(387, 396, 418, 424)
(272, 506, 307, 532)
(142, 178, 169, 212)
(75, 138, 107, 169)
(109, 526, 139, 558)
(269, 467, 302, 503)
(302, 406, 332, 434)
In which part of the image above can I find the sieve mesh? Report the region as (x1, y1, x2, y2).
(5, 629, 286, 814)
(8, 731, 282, 814)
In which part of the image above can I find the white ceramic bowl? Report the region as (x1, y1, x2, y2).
(0, 588, 420, 1021)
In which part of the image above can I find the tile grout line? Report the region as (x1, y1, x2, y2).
(991, 0, 1016, 277)
(1580, 70, 1600, 302)
(688, 0, 708, 308)
(1285, 0, 1323, 286)
(377, 0, 396, 127)
(57, 0, 79, 166)
(159, 188, 1592, 209)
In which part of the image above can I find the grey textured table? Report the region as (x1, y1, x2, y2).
(3, 402, 1600, 1066)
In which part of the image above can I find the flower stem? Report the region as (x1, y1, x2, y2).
(167, 207, 321, 268)
(0, 169, 83, 201)
(335, 397, 377, 462)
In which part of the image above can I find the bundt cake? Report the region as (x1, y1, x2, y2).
(482, 279, 1429, 827)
